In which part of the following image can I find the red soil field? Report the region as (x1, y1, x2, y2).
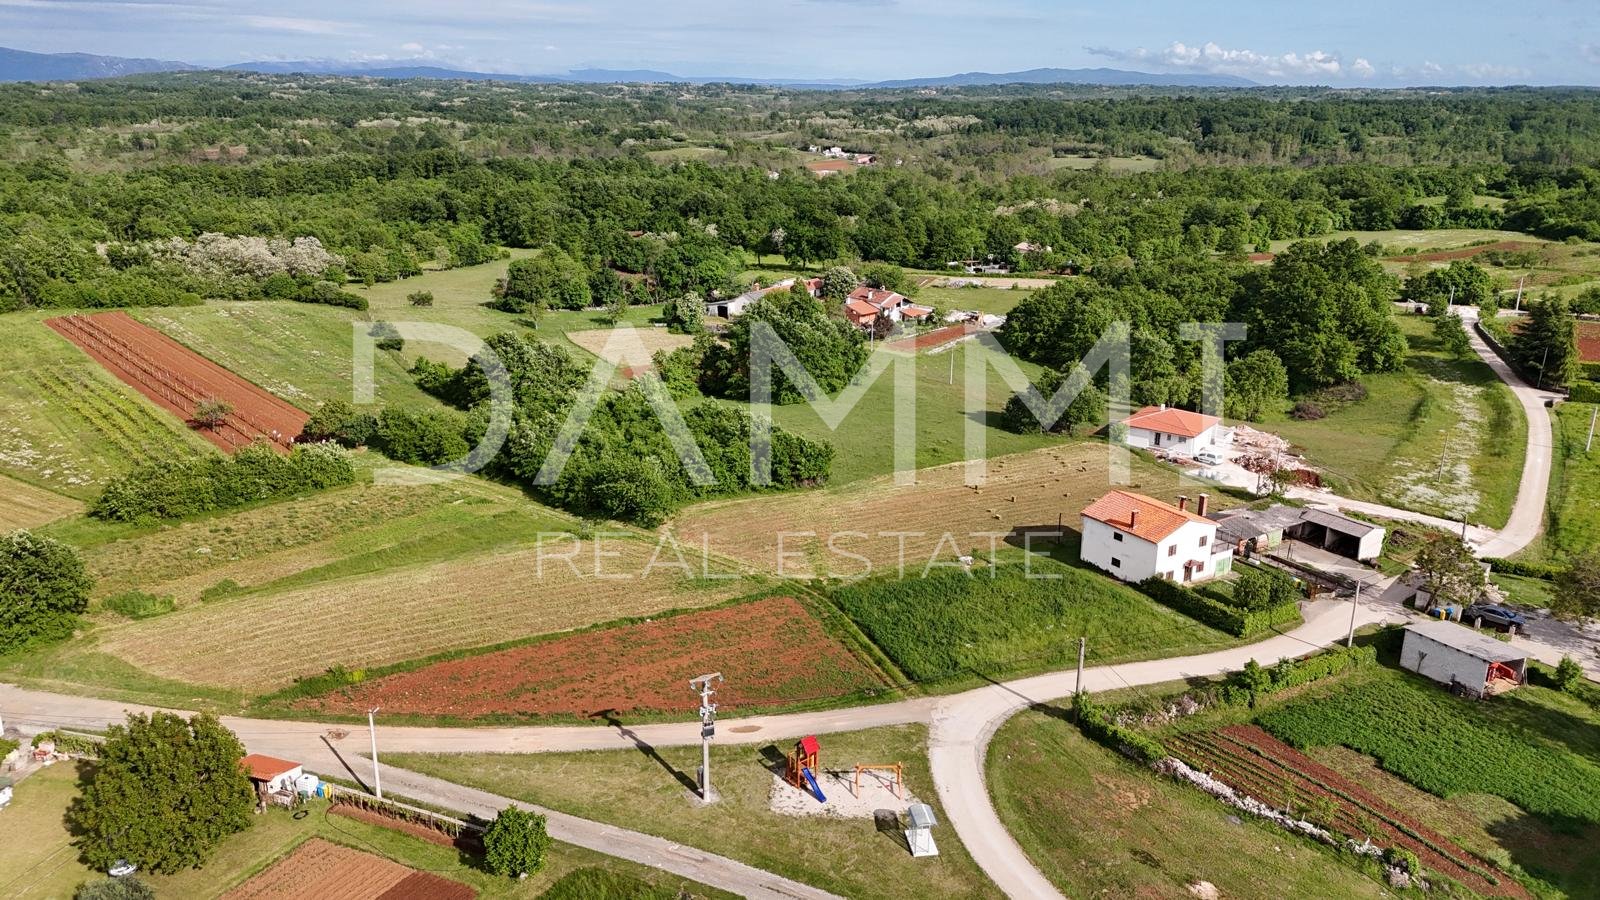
(46, 310, 308, 453)
(1171, 725, 1527, 897)
(222, 837, 474, 900)
(330, 802, 478, 852)
(1388, 240, 1540, 264)
(1577, 321, 1600, 363)
(296, 595, 888, 719)
(1246, 251, 1276, 263)
(885, 321, 980, 353)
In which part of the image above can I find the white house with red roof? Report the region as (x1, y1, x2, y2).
(1079, 490, 1232, 583)
(1119, 404, 1224, 457)
(842, 285, 933, 329)
(707, 277, 822, 319)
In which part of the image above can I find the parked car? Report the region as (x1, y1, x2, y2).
(108, 860, 137, 878)
(1462, 603, 1527, 630)
(1194, 450, 1223, 466)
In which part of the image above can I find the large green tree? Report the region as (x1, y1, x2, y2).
(71, 712, 255, 874)
(1509, 295, 1579, 388)
(1415, 534, 1486, 609)
(1224, 350, 1290, 421)
(713, 281, 868, 404)
(1553, 549, 1600, 624)
(493, 247, 591, 313)
(0, 530, 93, 654)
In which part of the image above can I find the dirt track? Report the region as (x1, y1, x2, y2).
(46, 310, 308, 453)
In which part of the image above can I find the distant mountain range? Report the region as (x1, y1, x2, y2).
(0, 45, 1255, 89)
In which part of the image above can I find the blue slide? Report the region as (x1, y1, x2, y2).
(801, 767, 826, 803)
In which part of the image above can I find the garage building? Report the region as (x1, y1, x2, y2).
(1400, 620, 1527, 698)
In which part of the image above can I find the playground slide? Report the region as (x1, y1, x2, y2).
(801, 767, 826, 802)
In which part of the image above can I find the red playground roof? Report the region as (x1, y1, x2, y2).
(798, 735, 820, 756)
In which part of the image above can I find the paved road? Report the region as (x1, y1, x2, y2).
(0, 598, 1389, 900)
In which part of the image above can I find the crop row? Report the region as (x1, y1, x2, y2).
(27, 365, 194, 464)
(1257, 676, 1600, 824)
(1169, 727, 1521, 896)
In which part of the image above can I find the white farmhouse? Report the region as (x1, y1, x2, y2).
(240, 753, 304, 800)
(1079, 490, 1232, 583)
(1119, 405, 1223, 457)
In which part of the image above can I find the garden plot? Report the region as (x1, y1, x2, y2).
(1386, 379, 1483, 518)
(220, 837, 473, 900)
(565, 325, 692, 369)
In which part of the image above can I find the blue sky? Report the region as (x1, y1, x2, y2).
(3, 0, 1597, 85)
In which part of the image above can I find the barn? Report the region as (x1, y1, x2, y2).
(1400, 620, 1527, 698)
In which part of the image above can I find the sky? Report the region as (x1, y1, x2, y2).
(2, 0, 1598, 85)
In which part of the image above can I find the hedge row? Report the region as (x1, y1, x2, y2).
(1138, 576, 1300, 637)
(1483, 557, 1564, 580)
(90, 442, 355, 522)
(1571, 381, 1600, 404)
(1071, 692, 1166, 763)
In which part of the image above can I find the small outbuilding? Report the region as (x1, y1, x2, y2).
(1210, 504, 1386, 562)
(240, 754, 304, 802)
(1400, 620, 1527, 698)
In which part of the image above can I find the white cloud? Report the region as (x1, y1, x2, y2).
(1457, 62, 1530, 81)
(242, 15, 357, 36)
(1091, 41, 1361, 81)
(1582, 44, 1600, 66)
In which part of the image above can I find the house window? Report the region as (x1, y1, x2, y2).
(1167, 545, 1177, 557)
(1111, 557, 1122, 568)
(1199, 535, 1209, 547)
(1113, 532, 1124, 542)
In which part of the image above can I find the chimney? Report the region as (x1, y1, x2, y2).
(1159, 403, 1167, 411)
(1197, 493, 1209, 517)
(1177, 495, 1189, 512)
(1128, 509, 1139, 528)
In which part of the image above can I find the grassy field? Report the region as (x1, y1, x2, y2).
(1046, 154, 1163, 173)
(831, 561, 1237, 687)
(1263, 227, 1600, 294)
(390, 724, 1000, 900)
(911, 284, 1032, 316)
(1259, 313, 1525, 527)
(1535, 401, 1600, 562)
(1267, 228, 1536, 254)
(987, 706, 1387, 899)
(0, 311, 214, 499)
(672, 442, 1234, 577)
(0, 760, 729, 899)
(133, 302, 440, 410)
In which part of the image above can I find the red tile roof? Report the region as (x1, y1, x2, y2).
(240, 753, 301, 781)
(1121, 405, 1219, 439)
(1080, 490, 1213, 543)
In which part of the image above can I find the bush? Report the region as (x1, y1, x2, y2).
(1385, 847, 1421, 876)
(372, 408, 469, 466)
(1484, 557, 1564, 580)
(300, 400, 378, 448)
(483, 806, 552, 878)
(407, 290, 434, 307)
(199, 579, 241, 602)
(0, 530, 93, 655)
(0, 737, 18, 760)
(90, 442, 356, 522)
(103, 591, 174, 620)
(1072, 692, 1166, 763)
(74, 877, 155, 900)
(1137, 576, 1300, 638)
(1556, 655, 1584, 693)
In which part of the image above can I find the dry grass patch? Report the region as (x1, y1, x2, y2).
(671, 444, 1227, 577)
(96, 535, 754, 690)
(565, 326, 692, 368)
(0, 474, 82, 530)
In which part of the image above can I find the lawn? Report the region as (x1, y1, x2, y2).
(911, 284, 1033, 316)
(1259, 313, 1525, 527)
(0, 759, 729, 899)
(0, 311, 214, 499)
(831, 560, 1237, 687)
(987, 706, 1387, 899)
(389, 724, 1001, 900)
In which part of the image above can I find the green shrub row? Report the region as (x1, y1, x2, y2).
(90, 442, 355, 522)
(1570, 382, 1600, 404)
(1137, 576, 1300, 637)
(1484, 556, 1564, 580)
(1072, 692, 1167, 763)
(31, 729, 101, 756)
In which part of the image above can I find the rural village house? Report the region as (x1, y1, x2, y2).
(1400, 620, 1527, 698)
(1119, 404, 1225, 456)
(706, 277, 822, 319)
(841, 285, 933, 329)
(1080, 490, 1233, 583)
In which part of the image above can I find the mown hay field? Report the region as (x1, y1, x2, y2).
(95, 533, 757, 691)
(0, 473, 82, 530)
(671, 443, 1229, 578)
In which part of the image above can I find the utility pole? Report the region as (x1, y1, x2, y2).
(1347, 581, 1361, 649)
(1539, 346, 1550, 389)
(948, 345, 955, 385)
(367, 707, 382, 800)
(1514, 276, 1525, 312)
(1448, 284, 1456, 308)
(1586, 406, 1597, 453)
(1075, 637, 1086, 698)
(690, 672, 723, 802)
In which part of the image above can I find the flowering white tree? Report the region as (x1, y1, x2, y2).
(148, 233, 343, 280)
